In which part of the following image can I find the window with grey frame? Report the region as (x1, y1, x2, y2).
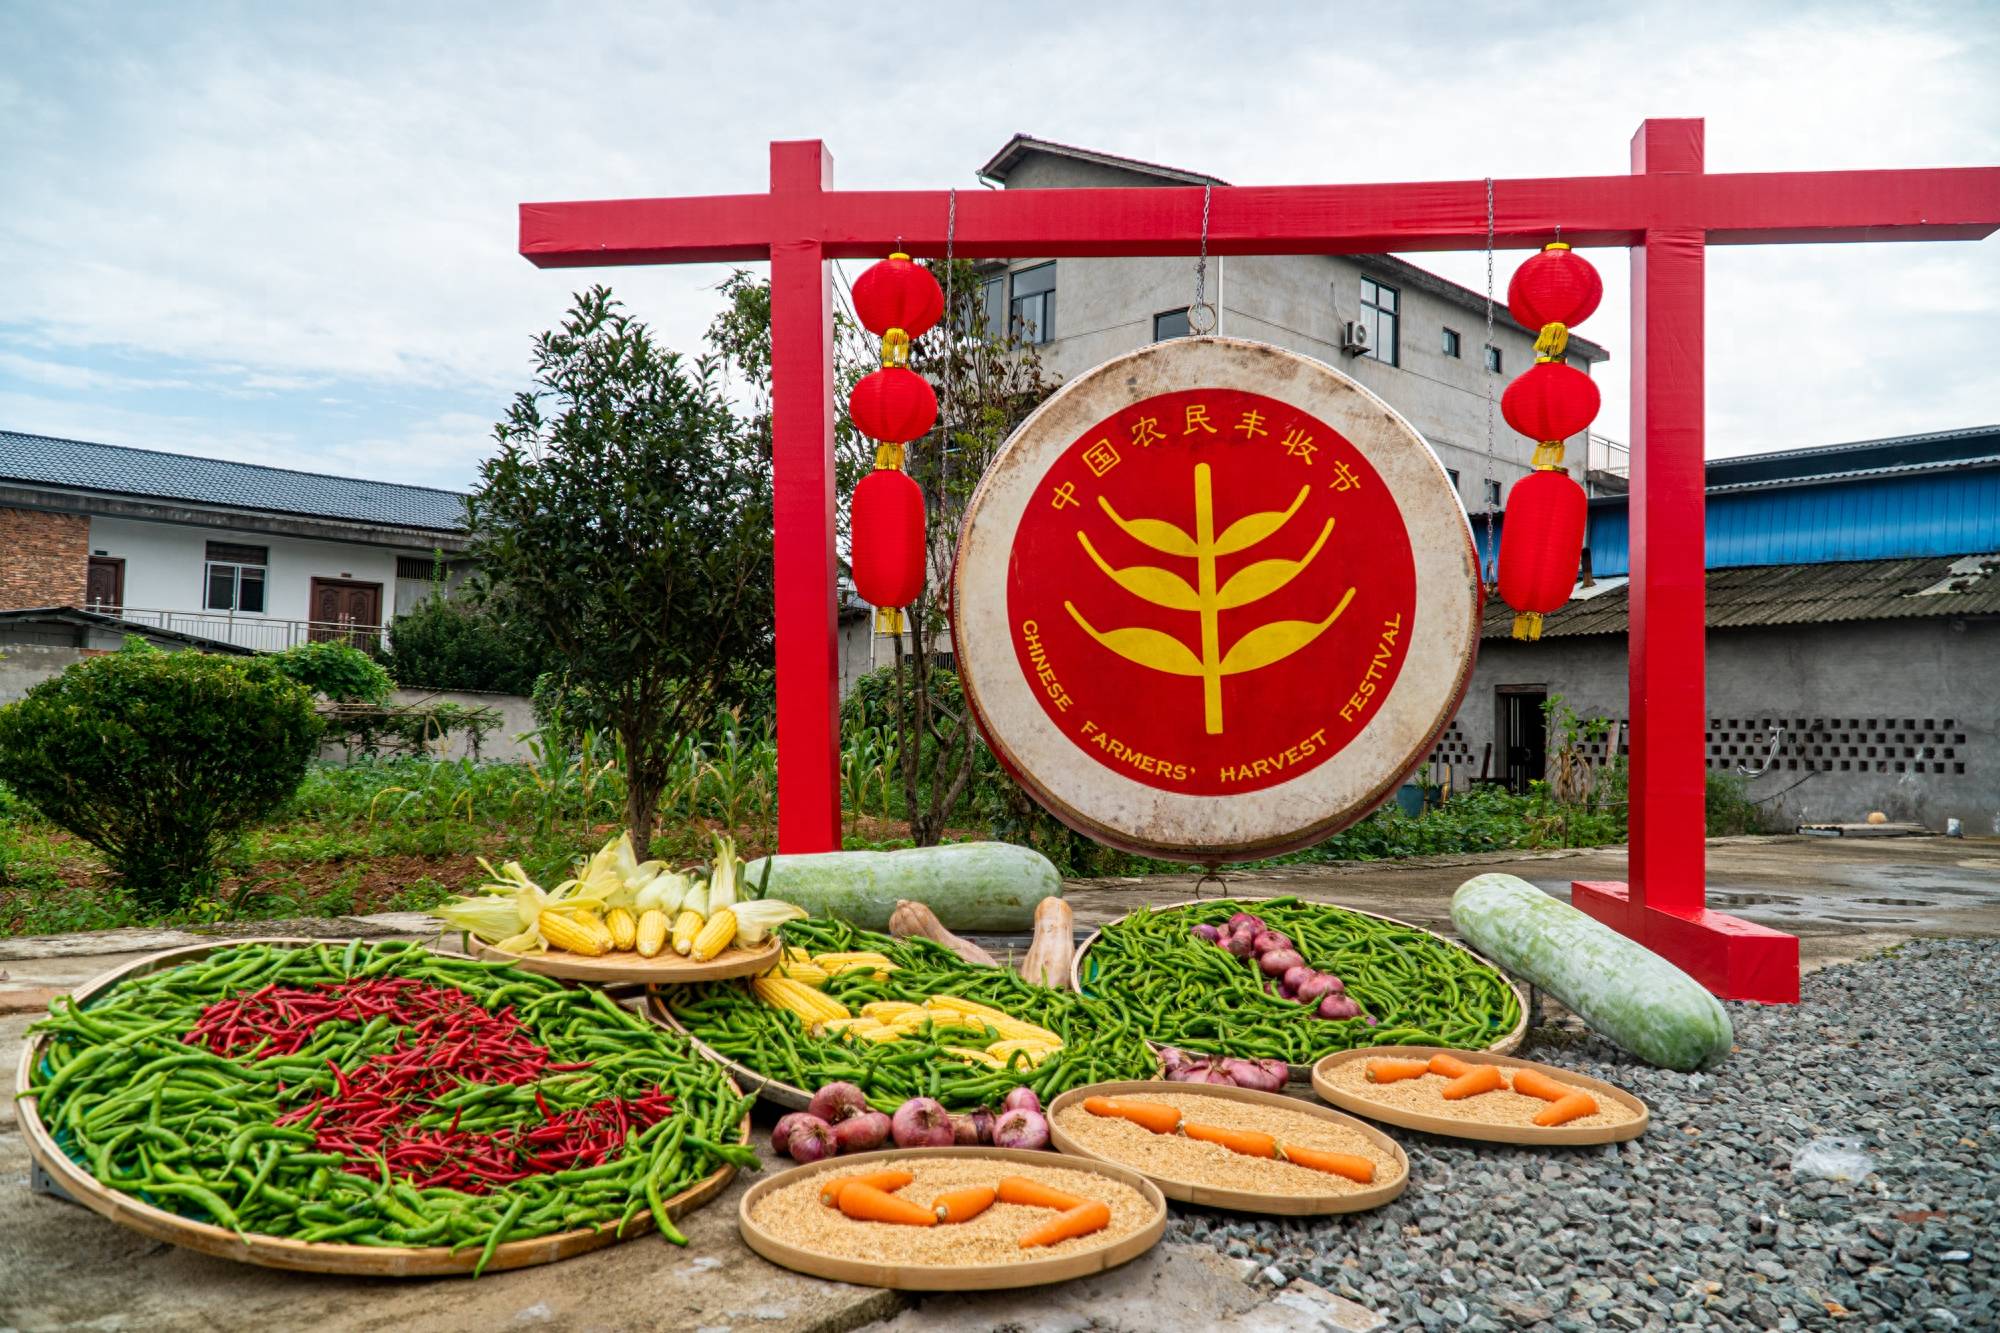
(204, 542, 268, 613)
(1484, 344, 1504, 374)
(1441, 327, 1461, 358)
(1483, 478, 1503, 507)
(975, 273, 1006, 338)
(1153, 307, 1191, 341)
(1008, 262, 1056, 344)
(1359, 276, 1399, 366)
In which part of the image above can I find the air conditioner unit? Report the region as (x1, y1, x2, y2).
(1340, 320, 1370, 354)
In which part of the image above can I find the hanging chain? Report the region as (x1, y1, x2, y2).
(1188, 181, 1217, 335)
(940, 188, 956, 490)
(1479, 176, 1498, 588)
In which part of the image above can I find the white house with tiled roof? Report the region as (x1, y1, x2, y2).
(0, 430, 470, 653)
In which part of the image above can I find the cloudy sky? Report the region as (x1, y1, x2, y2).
(2, 1, 1995, 492)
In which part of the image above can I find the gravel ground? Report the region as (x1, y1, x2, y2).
(1166, 938, 1998, 1332)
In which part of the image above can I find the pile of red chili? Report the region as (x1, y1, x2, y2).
(187, 977, 674, 1192)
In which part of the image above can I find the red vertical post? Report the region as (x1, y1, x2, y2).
(769, 140, 843, 852)
(1572, 119, 1798, 1001)
(1627, 119, 1709, 916)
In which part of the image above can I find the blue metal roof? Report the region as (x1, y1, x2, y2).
(0, 430, 469, 532)
(1471, 426, 2000, 577)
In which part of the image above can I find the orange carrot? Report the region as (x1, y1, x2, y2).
(996, 1175, 1086, 1210)
(931, 1185, 997, 1224)
(1017, 1199, 1111, 1248)
(1182, 1121, 1278, 1158)
(1510, 1068, 1573, 1103)
(1441, 1064, 1508, 1099)
(818, 1168, 915, 1207)
(1427, 1053, 1474, 1079)
(1280, 1144, 1376, 1183)
(1081, 1096, 1182, 1135)
(836, 1181, 936, 1226)
(1365, 1058, 1430, 1083)
(1532, 1091, 1600, 1127)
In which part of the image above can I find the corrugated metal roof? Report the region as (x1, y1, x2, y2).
(1482, 554, 2000, 640)
(0, 430, 469, 532)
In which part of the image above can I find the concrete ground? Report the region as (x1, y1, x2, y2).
(0, 834, 1993, 1332)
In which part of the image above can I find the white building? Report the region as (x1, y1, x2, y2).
(0, 429, 470, 654)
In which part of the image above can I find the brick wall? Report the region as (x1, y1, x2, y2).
(0, 507, 88, 609)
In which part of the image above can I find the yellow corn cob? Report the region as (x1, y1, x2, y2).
(813, 951, 895, 969)
(671, 908, 705, 956)
(635, 909, 669, 958)
(860, 1001, 924, 1022)
(941, 1045, 1008, 1069)
(819, 1016, 885, 1036)
(780, 959, 828, 987)
(690, 909, 737, 962)
(605, 907, 638, 952)
(925, 996, 1059, 1045)
(851, 1025, 904, 1043)
(538, 907, 612, 957)
(750, 975, 850, 1027)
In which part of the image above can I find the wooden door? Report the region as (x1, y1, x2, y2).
(308, 578, 383, 649)
(86, 557, 125, 611)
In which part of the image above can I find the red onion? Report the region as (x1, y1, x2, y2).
(785, 1115, 837, 1163)
(1260, 948, 1304, 977)
(1318, 994, 1362, 1021)
(1257, 1057, 1290, 1086)
(1252, 930, 1292, 955)
(890, 1097, 955, 1148)
(1282, 964, 1313, 991)
(949, 1113, 982, 1145)
(1277, 979, 1297, 1000)
(771, 1112, 815, 1156)
(1225, 912, 1264, 933)
(1001, 1086, 1042, 1116)
(1295, 973, 1337, 1003)
(1182, 1067, 1235, 1084)
(1219, 1057, 1287, 1092)
(808, 1081, 869, 1125)
(1190, 923, 1223, 944)
(832, 1110, 891, 1153)
(1222, 932, 1256, 958)
(992, 1107, 1051, 1150)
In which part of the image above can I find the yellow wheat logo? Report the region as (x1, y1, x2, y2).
(1065, 462, 1356, 735)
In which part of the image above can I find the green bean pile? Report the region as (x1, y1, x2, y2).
(27, 941, 754, 1272)
(659, 919, 1155, 1112)
(1079, 897, 1521, 1064)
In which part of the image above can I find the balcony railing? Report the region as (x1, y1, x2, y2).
(89, 605, 384, 654)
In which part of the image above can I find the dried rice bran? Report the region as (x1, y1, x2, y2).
(1324, 1060, 1640, 1130)
(748, 1159, 1154, 1267)
(1054, 1091, 1403, 1197)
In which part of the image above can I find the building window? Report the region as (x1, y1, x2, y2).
(1483, 478, 1503, 507)
(204, 542, 267, 613)
(975, 273, 1006, 337)
(1484, 344, 1503, 374)
(1153, 308, 1191, 341)
(1447, 468, 1461, 492)
(1441, 327, 1461, 358)
(1009, 263, 1056, 344)
(1359, 277, 1399, 366)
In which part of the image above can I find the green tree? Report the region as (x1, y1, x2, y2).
(382, 575, 548, 696)
(471, 285, 774, 849)
(0, 650, 322, 911)
(270, 639, 394, 704)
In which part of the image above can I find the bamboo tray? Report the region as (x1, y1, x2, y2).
(739, 1146, 1167, 1290)
(1311, 1046, 1650, 1146)
(467, 934, 781, 984)
(646, 988, 814, 1110)
(1071, 896, 1529, 1079)
(17, 938, 748, 1277)
(1048, 1079, 1408, 1215)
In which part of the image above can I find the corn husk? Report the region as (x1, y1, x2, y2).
(732, 899, 807, 946)
(707, 835, 741, 913)
(635, 869, 690, 915)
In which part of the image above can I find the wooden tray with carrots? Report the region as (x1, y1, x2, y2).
(1310, 1047, 1649, 1145)
(1048, 1080, 1409, 1215)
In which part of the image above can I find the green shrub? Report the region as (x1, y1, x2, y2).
(381, 590, 546, 695)
(0, 650, 323, 911)
(271, 640, 394, 703)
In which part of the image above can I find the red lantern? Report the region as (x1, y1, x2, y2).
(852, 253, 945, 339)
(1497, 468, 1588, 640)
(1508, 243, 1603, 330)
(1501, 360, 1600, 443)
(850, 468, 927, 608)
(849, 367, 938, 443)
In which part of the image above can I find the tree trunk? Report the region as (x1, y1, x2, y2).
(624, 725, 657, 854)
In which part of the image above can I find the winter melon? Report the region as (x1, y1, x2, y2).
(1450, 873, 1733, 1071)
(742, 842, 1059, 932)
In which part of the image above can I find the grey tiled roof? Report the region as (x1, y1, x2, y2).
(0, 429, 469, 532)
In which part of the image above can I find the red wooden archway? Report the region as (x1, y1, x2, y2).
(520, 120, 2000, 1003)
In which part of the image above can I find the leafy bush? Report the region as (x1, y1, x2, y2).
(0, 650, 323, 911)
(381, 590, 546, 695)
(271, 640, 394, 703)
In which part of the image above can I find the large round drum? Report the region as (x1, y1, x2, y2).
(953, 337, 1479, 861)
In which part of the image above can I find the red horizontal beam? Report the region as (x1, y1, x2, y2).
(521, 165, 2000, 267)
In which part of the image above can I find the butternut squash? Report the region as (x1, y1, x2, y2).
(1019, 896, 1074, 989)
(888, 900, 998, 967)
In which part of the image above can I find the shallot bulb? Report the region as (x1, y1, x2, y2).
(1191, 923, 1223, 944)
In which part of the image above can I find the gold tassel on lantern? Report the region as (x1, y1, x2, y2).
(1512, 611, 1545, 641)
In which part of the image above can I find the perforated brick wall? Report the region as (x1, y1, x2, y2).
(0, 508, 87, 609)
